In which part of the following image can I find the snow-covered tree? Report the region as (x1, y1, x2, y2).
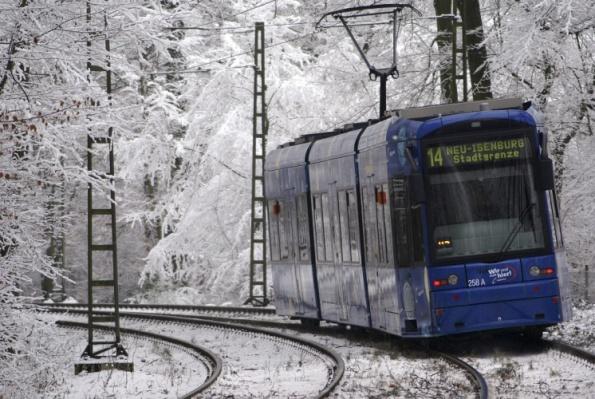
(2, 2, 595, 394)
(0, 0, 184, 395)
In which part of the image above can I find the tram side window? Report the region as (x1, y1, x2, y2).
(362, 184, 379, 263)
(321, 193, 333, 261)
(313, 195, 326, 262)
(411, 206, 424, 262)
(296, 194, 310, 261)
(268, 200, 281, 261)
(547, 191, 564, 249)
(338, 191, 351, 262)
(278, 199, 290, 260)
(382, 183, 393, 263)
(392, 178, 411, 266)
(375, 185, 390, 264)
(360, 186, 370, 261)
(392, 177, 424, 265)
(347, 190, 360, 262)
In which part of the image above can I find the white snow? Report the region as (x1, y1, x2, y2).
(2, 1, 595, 397)
(35, 324, 209, 399)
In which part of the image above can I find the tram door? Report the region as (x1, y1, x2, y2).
(329, 183, 349, 321)
(285, 189, 305, 315)
(362, 181, 386, 329)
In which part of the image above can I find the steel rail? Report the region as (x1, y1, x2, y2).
(40, 302, 276, 315)
(187, 313, 489, 398)
(544, 339, 595, 366)
(41, 304, 289, 329)
(49, 308, 344, 398)
(428, 348, 489, 399)
(56, 320, 222, 398)
(46, 304, 487, 397)
(132, 309, 490, 399)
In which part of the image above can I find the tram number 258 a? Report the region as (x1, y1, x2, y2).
(468, 278, 486, 287)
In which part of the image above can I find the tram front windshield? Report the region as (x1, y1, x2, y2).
(424, 133, 546, 263)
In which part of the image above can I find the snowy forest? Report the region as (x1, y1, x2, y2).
(1, 0, 595, 397)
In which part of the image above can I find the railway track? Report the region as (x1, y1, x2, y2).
(544, 339, 595, 368)
(426, 348, 488, 399)
(44, 306, 344, 398)
(437, 333, 595, 398)
(42, 303, 490, 397)
(56, 320, 222, 398)
(42, 302, 277, 318)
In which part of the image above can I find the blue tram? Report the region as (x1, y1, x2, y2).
(264, 98, 572, 337)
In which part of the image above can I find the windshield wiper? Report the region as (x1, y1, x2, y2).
(496, 203, 535, 261)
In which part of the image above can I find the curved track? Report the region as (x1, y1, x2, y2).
(545, 339, 595, 366)
(44, 306, 344, 398)
(43, 304, 488, 399)
(427, 348, 489, 399)
(437, 333, 595, 398)
(42, 303, 595, 398)
(56, 320, 222, 398)
(42, 302, 277, 317)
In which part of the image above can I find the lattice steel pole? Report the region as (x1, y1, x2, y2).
(245, 22, 269, 306)
(76, 1, 132, 374)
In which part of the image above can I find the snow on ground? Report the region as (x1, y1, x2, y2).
(49, 312, 331, 398)
(462, 340, 595, 398)
(37, 312, 473, 398)
(447, 301, 595, 399)
(29, 301, 595, 398)
(546, 301, 595, 353)
(31, 315, 209, 399)
(288, 325, 475, 398)
(63, 335, 204, 399)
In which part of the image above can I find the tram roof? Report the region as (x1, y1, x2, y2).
(264, 141, 311, 171)
(267, 98, 537, 164)
(308, 128, 362, 163)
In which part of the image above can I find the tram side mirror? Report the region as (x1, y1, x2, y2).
(534, 158, 554, 191)
(410, 173, 426, 206)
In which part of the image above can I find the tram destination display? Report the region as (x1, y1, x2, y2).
(425, 136, 530, 169)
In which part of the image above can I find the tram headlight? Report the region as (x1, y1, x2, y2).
(529, 266, 540, 277)
(447, 274, 458, 285)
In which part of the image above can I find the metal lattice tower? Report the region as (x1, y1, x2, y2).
(76, 1, 132, 374)
(245, 22, 269, 307)
(450, 0, 469, 103)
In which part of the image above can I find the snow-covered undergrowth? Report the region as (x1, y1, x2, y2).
(462, 302, 595, 398)
(33, 313, 476, 399)
(10, 302, 595, 399)
(50, 312, 333, 398)
(468, 353, 594, 398)
(0, 314, 207, 399)
(546, 301, 595, 352)
(7, 313, 208, 399)
(61, 335, 203, 399)
(304, 328, 475, 398)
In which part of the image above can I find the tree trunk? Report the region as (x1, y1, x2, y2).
(460, 0, 492, 100)
(434, 0, 455, 102)
(433, 0, 492, 102)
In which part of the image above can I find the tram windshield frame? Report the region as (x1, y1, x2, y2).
(422, 129, 550, 265)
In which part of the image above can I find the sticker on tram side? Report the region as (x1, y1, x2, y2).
(467, 262, 522, 287)
(487, 266, 515, 284)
